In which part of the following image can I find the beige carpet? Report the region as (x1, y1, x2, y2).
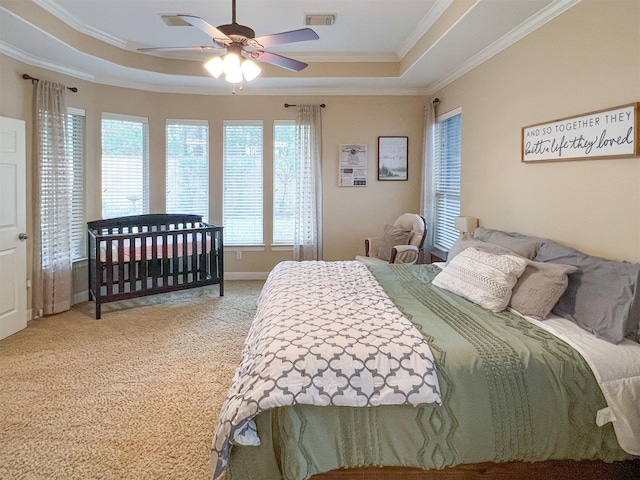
(0, 281, 264, 480)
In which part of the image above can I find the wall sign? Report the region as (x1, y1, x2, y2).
(522, 103, 639, 163)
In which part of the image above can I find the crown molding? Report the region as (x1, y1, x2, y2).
(32, 0, 127, 48)
(397, 0, 454, 59)
(425, 0, 581, 94)
(0, 40, 95, 81)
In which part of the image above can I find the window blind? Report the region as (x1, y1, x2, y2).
(101, 114, 149, 219)
(273, 121, 296, 245)
(67, 108, 85, 260)
(223, 121, 263, 245)
(37, 108, 85, 263)
(166, 120, 209, 222)
(433, 111, 461, 250)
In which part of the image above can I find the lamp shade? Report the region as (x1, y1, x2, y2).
(225, 68, 243, 84)
(204, 57, 224, 78)
(241, 59, 261, 81)
(454, 216, 478, 233)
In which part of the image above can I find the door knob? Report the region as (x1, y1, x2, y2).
(18, 233, 28, 240)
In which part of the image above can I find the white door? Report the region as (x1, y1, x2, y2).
(0, 116, 27, 340)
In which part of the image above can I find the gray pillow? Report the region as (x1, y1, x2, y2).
(447, 234, 515, 264)
(473, 227, 542, 259)
(377, 224, 411, 262)
(535, 241, 640, 344)
(509, 261, 578, 320)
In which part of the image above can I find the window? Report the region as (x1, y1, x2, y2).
(273, 121, 296, 245)
(166, 120, 209, 221)
(67, 108, 85, 260)
(101, 114, 149, 219)
(433, 108, 462, 250)
(223, 121, 263, 245)
(38, 108, 85, 263)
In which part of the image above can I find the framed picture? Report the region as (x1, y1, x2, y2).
(378, 136, 408, 181)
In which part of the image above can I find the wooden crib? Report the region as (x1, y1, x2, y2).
(87, 214, 223, 319)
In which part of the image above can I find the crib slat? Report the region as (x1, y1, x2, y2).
(151, 233, 159, 290)
(161, 232, 169, 287)
(180, 233, 190, 284)
(117, 237, 125, 294)
(198, 231, 206, 281)
(172, 233, 179, 286)
(140, 233, 148, 291)
(191, 230, 198, 283)
(105, 238, 113, 299)
(129, 234, 136, 293)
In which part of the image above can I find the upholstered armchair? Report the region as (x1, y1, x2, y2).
(355, 213, 427, 266)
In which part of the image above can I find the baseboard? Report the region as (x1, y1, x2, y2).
(74, 290, 89, 305)
(225, 272, 269, 280)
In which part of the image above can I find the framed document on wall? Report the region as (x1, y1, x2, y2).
(339, 144, 368, 186)
(378, 136, 408, 180)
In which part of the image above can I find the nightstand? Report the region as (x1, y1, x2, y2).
(428, 248, 448, 264)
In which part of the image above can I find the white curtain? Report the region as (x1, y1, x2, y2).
(420, 100, 437, 251)
(33, 80, 72, 316)
(293, 105, 323, 261)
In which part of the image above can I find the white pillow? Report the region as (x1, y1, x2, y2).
(432, 247, 527, 312)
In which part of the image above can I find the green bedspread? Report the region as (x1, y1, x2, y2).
(226, 264, 627, 480)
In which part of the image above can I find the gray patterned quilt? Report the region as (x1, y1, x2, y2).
(210, 261, 441, 478)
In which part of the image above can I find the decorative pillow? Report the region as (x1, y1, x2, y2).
(473, 227, 542, 259)
(377, 224, 412, 262)
(535, 241, 640, 344)
(447, 234, 515, 264)
(432, 247, 527, 312)
(509, 261, 578, 320)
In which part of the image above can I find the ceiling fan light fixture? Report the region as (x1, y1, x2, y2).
(204, 57, 224, 78)
(225, 68, 244, 84)
(223, 51, 241, 71)
(241, 59, 261, 82)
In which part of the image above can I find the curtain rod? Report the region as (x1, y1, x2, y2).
(284, 103, 325, 108)
(432, 98, 440, 105)
(22, 74, 78, 93)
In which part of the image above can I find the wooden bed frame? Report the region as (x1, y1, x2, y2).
(87, 214, 223, 319)
(311, 459, 640, 479)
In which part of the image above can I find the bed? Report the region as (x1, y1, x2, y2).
(87, 214, 223, 319)
(210, 228, 640, 480)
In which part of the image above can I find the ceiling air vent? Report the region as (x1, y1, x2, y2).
(305, 14, 336, 26)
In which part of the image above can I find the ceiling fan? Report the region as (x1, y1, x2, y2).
(137, 0, 319, 83)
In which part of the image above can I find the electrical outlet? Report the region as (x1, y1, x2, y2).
(236, 251, 242, 260)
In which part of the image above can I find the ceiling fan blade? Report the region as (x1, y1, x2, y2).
(178, 15, 232, 45)
(252, 28, 319, 48)
(251, 50, 308, 72)
(138, 46, 225, 53)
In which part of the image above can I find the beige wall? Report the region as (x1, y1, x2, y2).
(432, 0, 640, 262)
(1, 54, 425, 288)
(2, 0, 639, 312)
